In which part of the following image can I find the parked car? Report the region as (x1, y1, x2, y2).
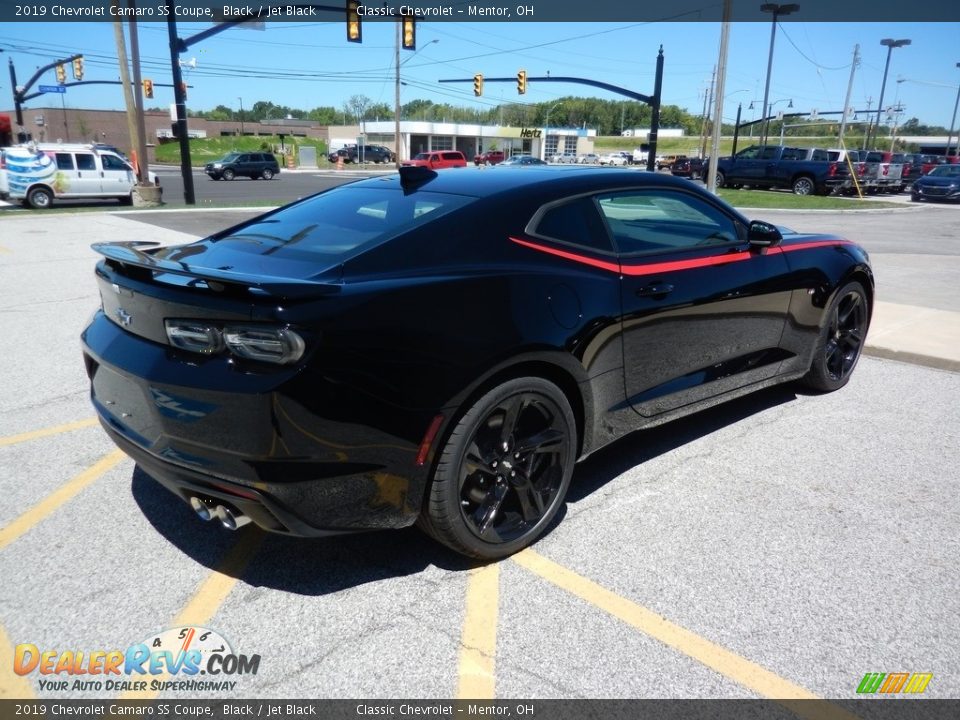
(499, 155, 547, 166)
(670, 156, 706, 179)
(327, 146, 352, 163)
(862, 151, 903, 193)
(715, 145, 849, 195)
(4, 143, 161, 208)
(0, 147, 9, 200)
(402, 151, 467, 170)
(578, 153, 600, 165)
(550, 153, 578, 164)
(82, 166, 872, 559)
(910, 164, 960, 203)
(475, 150, 506, 166)
(656, 154, 679, 170)
(600, 152, 628, 166)
(343, 144, 395, 164)
(205, 152, 280, 181)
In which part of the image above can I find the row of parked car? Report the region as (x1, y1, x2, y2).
(672, 145, 958, 199)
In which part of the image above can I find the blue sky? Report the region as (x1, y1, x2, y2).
(2, 20, 958, 129)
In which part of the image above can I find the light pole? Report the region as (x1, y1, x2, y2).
(768, 97, 792, 144)
(543, 103, 562, 160)
(759, 3, 799, 145)
(237, 96, 244, 136)
(868, 38, 910, 148)
(947, 62, 960, 158)
(395, 37, 439, 168)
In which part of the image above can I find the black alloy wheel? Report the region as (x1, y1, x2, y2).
(420, 377, 576, 559)
(262, 168, 274, 180)
(222, 168, 236, 181)
(803, 281, 869, 392)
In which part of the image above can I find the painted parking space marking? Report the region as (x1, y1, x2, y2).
(0, 449, 126, 551)
(117, 530, 265, 700)
(456, 563, 500, 699)
(512, 549, 861, 719)
(0, 418, 99, 448)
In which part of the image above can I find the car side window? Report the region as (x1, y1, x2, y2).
(55, 153, 74, 170)
(532, 197, 613, 253)
(75, 154, 97, 171)
(735, 147, 761, 160)
(761, 147, 780, 160)
(101, 154, 128, 170)
(596, 190, 741, 255)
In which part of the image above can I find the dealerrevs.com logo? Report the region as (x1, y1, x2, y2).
(856, 672, 933, 695)
(13, 626, 260, 693)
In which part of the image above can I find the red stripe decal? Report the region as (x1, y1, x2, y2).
(509, 237, 620, 273)
(510, 236, 855, 276)
(620, 251, 750, 276)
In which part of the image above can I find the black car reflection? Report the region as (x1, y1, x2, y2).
(82, 166, 873, 559)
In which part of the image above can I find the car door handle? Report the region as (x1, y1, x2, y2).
(636, 283, 675, 297)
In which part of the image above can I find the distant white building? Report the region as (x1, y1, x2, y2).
(623, 128, 685, 138)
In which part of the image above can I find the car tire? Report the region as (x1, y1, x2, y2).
(792, 176, 815, 196)
(714, 171, 725, 189)
(419, 377, 577, 560)
(801, 280, 870, 393)
(222, 169, 236, 181)
(27, 186, 53, 209)
(261, 168, 274, 180)
(119, 192, 134, 206)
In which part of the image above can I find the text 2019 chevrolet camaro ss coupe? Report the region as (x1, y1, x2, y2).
(82, 166, 872, 559)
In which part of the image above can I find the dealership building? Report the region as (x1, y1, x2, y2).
(0, 107, 598, 163)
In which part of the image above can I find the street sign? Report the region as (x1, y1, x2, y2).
(38, 85, 66, 94)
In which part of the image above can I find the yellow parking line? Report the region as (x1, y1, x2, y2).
(0, 623, 36, 699)
(118, 530, 264, 700)
(456, 563, 500, 699)
(513, 549, 860, 720)
(0, 449, 126, 551)
(0, 418, 99, 448)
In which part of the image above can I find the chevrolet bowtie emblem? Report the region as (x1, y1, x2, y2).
(116, 307, 133, 327)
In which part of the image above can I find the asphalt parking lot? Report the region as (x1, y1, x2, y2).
(0, 205, 958, 710)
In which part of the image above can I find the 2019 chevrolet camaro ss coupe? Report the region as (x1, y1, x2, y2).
(82, 166, 873, 559)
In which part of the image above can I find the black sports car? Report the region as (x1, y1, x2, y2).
(82, 166, 873, 559)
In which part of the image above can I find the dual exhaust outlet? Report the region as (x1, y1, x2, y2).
(189, 496, 252, 531)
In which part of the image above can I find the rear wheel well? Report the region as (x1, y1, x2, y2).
(456, 361, 585, 459)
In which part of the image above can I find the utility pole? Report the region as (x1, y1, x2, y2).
(128, 4, 150, 186)
(112, 2, 139, 164)
(394, 21, 401, 167)
(700, 65, 716, 159)
(838, 44, 859, 145)
(706, 2, 730, 193)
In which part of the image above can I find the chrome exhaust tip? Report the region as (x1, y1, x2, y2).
(216, 504, 252, 531)
(190, 496, 214, 521)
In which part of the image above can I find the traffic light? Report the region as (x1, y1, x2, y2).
(72, 57, 84, 81)
(401, 13, 416, 50)
(517, 69, 527, 95)
(473, 74, 483, 97)
(55, 64, 66, 84)
(143, 79, 154, 99)
(346, 0, 361, 43)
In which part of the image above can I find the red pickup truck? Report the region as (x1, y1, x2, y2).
(474, 150, 505, 166)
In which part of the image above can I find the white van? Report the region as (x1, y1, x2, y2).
(4, 143, 160, 209)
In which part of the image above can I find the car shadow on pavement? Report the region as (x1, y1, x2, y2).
(130, 467, 474, 596)
(567, 383, 799, 503)
(130, 383, 798, 594)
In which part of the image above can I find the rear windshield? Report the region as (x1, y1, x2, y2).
(209, 186, 472, 262)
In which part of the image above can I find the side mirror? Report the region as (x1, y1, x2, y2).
(748, 220, 783, 248)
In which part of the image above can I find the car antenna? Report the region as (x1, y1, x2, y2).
(399, 165, 437, 191)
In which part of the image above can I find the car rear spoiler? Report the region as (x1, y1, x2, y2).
(92, 241, 342, 299)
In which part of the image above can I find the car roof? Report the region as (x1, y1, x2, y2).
(349, 166, 714, 200)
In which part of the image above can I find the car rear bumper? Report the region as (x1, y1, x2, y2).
(81, 311, 427, 536)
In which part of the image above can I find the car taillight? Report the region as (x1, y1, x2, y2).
(165, 320, 305, 365)
(165, 321, 223, 354)
(828, 163, 838, 177)
(223, 326, 305, 364)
